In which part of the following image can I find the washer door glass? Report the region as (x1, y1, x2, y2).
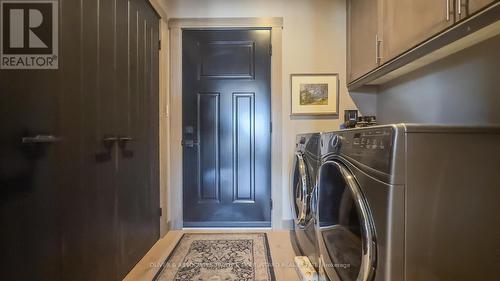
(316, 161, 376, 281)
(292, 152, 313, 226)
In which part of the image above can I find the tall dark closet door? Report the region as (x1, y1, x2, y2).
(59, 1, 120, 281)
(0, 30, 62, 281)
(60, 0, 160, 280)
(117, 0, 160, 278)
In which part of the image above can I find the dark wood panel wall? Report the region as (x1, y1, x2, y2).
(0, 0, 160, 281)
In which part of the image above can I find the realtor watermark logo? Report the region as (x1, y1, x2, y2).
(0, 0, 58, 69)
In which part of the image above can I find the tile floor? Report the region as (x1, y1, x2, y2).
(124, 230, 300, 281)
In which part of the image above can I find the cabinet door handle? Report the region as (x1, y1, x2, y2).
(457, 0, 462, 15)
(446, 0, 450, 21)
(375, 35, 381, 65)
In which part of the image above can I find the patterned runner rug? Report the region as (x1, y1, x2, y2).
(154, 233, 276, 281)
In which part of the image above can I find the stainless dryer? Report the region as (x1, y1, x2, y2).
(290, 133, 321, 268)
(315, 124, 500, 281)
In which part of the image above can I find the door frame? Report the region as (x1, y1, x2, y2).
(148, 0, 170, 238)
(168, 17, 284, 230)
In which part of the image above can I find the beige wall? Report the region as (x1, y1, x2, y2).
(376, 35, 500, 125)
(164, 0, 355, 222)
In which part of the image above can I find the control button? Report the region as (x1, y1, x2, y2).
(379, 140, 385, 150)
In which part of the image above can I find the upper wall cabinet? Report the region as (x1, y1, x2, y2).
(382, 0, 454, 63)
(347, 0, 380, 82)
(347, 0, 500, 89)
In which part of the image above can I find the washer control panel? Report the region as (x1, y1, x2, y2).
(334, 127, 394, 174)
(351, 128, 392, 151)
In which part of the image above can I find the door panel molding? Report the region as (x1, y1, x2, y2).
(199, 41, 256, 80)
(232, 92, 256, 203)
(197, 92, 221, 203)
(168, 18, 284, 229)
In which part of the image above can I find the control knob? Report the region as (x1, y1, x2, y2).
(330, 135, 342, 150)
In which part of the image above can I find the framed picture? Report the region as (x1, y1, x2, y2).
(290, 73, 339, 116)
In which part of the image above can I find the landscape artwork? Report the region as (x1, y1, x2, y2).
(291, 74, 339, 116)
(300, 83, 329, 105)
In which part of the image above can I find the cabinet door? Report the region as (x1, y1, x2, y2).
(348, 0, 380, 82)
(382, 0, 454, 62)
(457, 0, 498, 20)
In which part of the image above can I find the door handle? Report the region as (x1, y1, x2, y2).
(118, 137, 133, 142)
(22, 135, 60, 144)
(96, 137, 118, 162)
(182, 139, 199, 148)
(118, 136, 134, 158)
(103, 137, 119, 142)
(102, 137, 119, 148)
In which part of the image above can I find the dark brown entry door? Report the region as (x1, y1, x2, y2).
(182, 30, 272, 227)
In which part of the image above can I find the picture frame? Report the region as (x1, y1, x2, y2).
(290, 73, 339, 116)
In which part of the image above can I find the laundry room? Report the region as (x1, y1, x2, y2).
(0, 0, 499, 281)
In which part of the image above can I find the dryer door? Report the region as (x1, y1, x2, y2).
(291, 152, 313, 227)
(315, 161, 376, 281)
